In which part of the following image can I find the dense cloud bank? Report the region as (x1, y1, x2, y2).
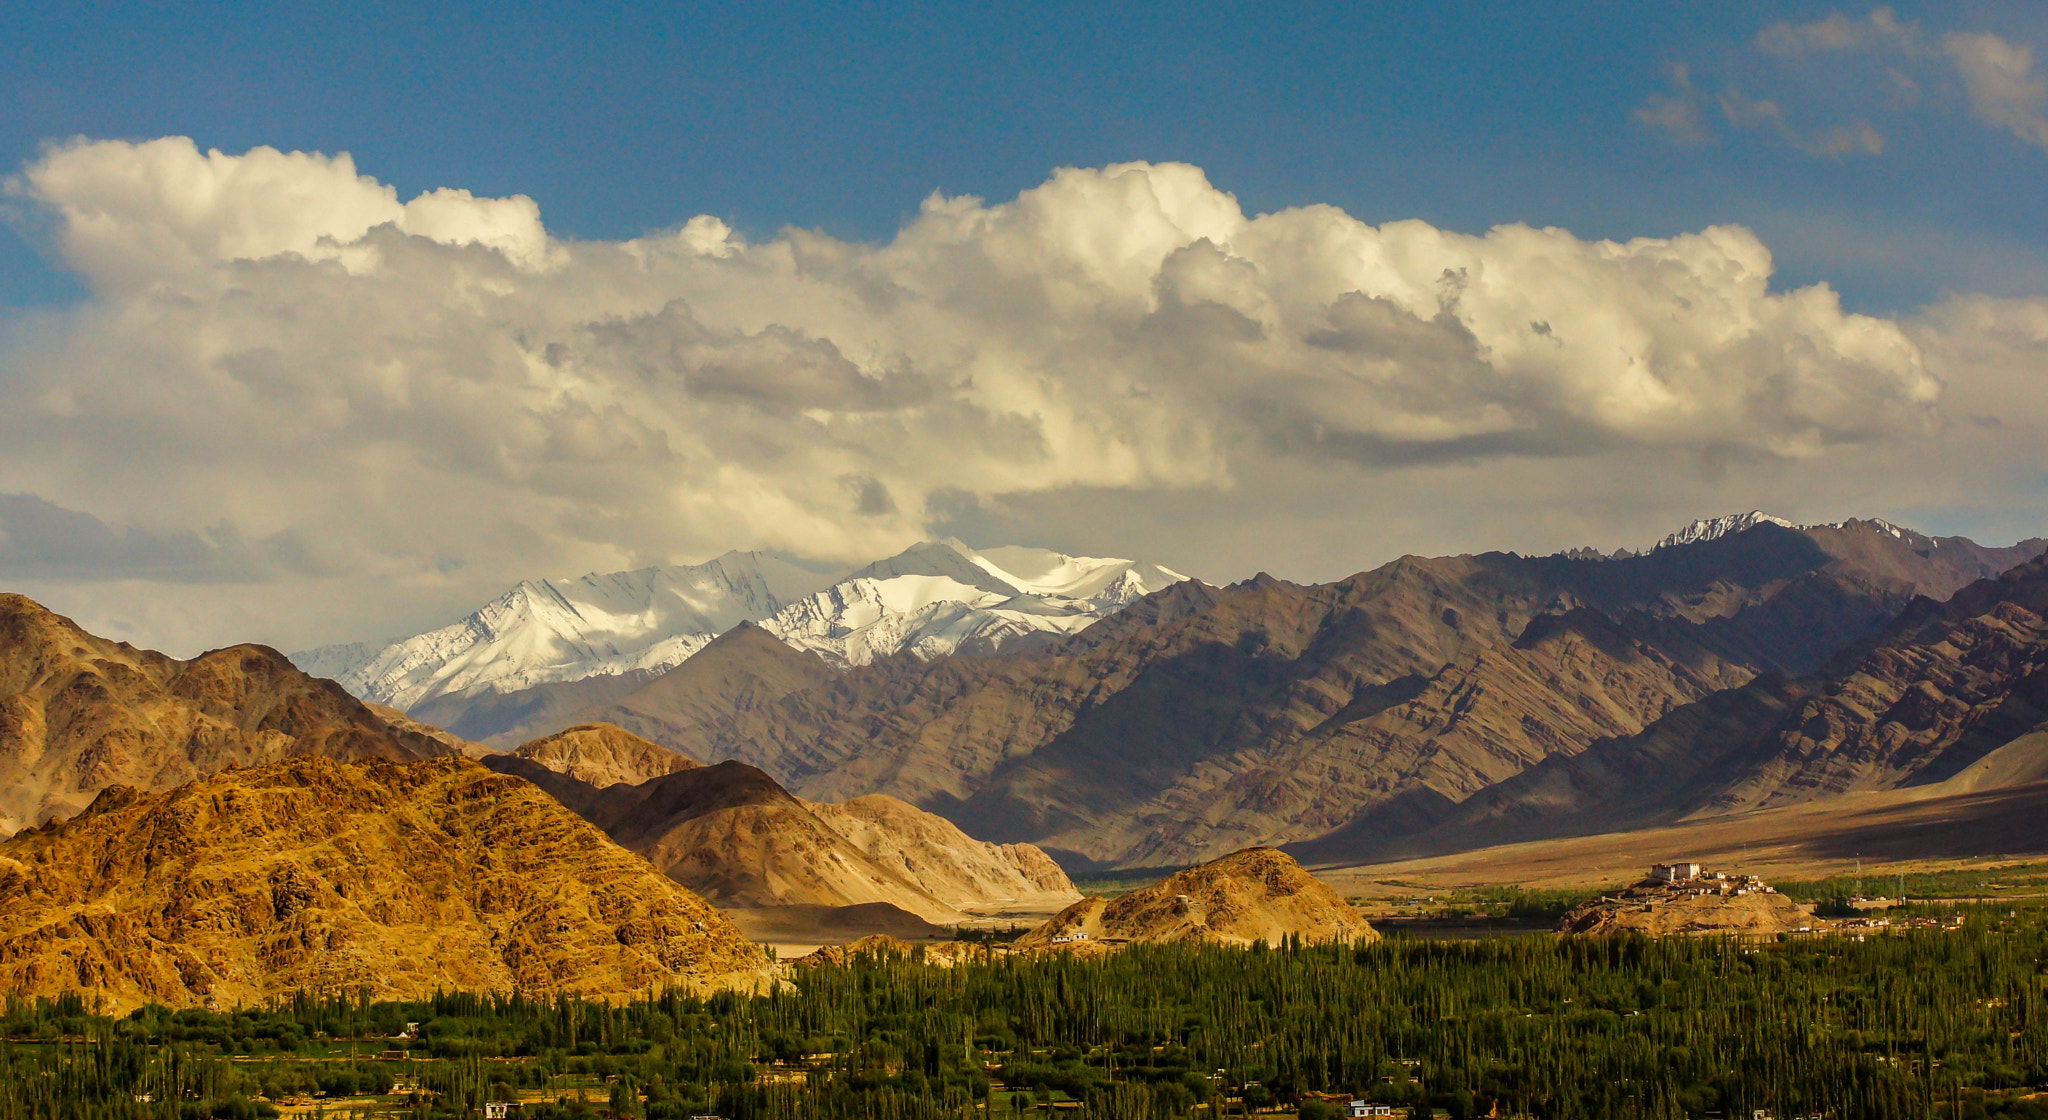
(0, 137, 2039, 653)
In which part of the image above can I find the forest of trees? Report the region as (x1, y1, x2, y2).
(5, 904, 2048, 1120)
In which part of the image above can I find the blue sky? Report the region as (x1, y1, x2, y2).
(8, 2, 2048, 314)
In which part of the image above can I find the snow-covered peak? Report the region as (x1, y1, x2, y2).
(757, 542, 1190, 669)
(293, 541, 1189, 708)
(972, 544, 1188, 602)
(845, 539, 1020, 597)
(293, 549, 845, 709)
(1654, 511, 1797, 551)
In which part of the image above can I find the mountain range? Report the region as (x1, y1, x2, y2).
(9, 509, 2048, 1008)
(291, 540, 1187, 742)
(0, 593, 450, 835)
(412, 514, 2045, 870)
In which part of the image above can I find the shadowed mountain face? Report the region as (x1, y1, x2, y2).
(482, 755, 1078, 923)
(0, 594, 448, 836)
(1303, 552, 2048, 865)
(0, 756, 772, 1011)
(559, 520, 2039, 868)
(535, 622, 838, 754)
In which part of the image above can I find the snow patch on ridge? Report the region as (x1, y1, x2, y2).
(1653, 511, 1797, 551)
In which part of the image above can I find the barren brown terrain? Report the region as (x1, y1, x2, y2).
(0, 593, 448, 835)
(0, 755, 773, 1011)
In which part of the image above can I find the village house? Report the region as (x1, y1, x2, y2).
(1348, 1102, 1395, 1118)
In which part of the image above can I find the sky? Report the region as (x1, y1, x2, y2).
(4, 2, 2048, 656)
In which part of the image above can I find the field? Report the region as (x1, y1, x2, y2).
(1311, 780, 2048, 901)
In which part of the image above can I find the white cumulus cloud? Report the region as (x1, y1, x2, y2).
(0, 138, 1999, 655)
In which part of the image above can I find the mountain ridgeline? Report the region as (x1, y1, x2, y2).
(443, 517, 2046, 870)
(480, 734, 1079, 924)
(0, 593, 452, 835)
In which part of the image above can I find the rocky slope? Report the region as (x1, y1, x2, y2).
(1019, 848, 1376, 947)
(483, 756, 1078, 924)
(365, 702, 490, 758)
(513, 723, 699, 787)
(526, 622, 838, 754)
(0, 594, 447, 836)
(620, 519, 2040, 868)
(0, 756, 772, 1010)
(1319, 552, 2048, 864)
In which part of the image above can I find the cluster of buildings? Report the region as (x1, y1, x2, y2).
(1649, 862, 1777, 896)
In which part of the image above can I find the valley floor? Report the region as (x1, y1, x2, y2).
(1311, 778, 2048, 897)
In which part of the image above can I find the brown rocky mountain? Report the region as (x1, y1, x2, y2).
(513, 723, 700, 787)
(535, 621, 838, 754)
(536, 520, 2038, 868)
(482, 754, 1078, 924)
(0, 593, 449, 836)
(1019, 848, 1376, 947)
(0, 756, 772, 1011)
(1310, 552, 2048, 864)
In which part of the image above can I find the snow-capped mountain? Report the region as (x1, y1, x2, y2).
(292, 551, 842, 710)
(292, 541, 1188, 710)
(761, 540, 1187, 668)
(1653, 511, 1796, 551)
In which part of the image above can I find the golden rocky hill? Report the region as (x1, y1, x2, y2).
(484, 755, 1078, 924)
(514, 723, 699, 787)
(1019, 848, 1376, 948)
(0, 755, 772, 1011)
(0, 593, 447, 836)
(1557, 877, 1814, 937)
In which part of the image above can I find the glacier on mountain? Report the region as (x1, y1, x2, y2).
(291, 540, 1187, 710)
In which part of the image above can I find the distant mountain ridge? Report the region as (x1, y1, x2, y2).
(555, 516, 2044, 869)
(292, 540, 1187, 717)
(293, 550, 838, 710)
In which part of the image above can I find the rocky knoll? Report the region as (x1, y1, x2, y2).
(483, 755, 1078, 924)
(1558, 876, 1813, 937)
(0, 594, 447, 836)
(513, 723, 700, 787)
(617, 520, 2035, 868)
(1019, 848, 1376, 947)
(0, 755, 772, 1011)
